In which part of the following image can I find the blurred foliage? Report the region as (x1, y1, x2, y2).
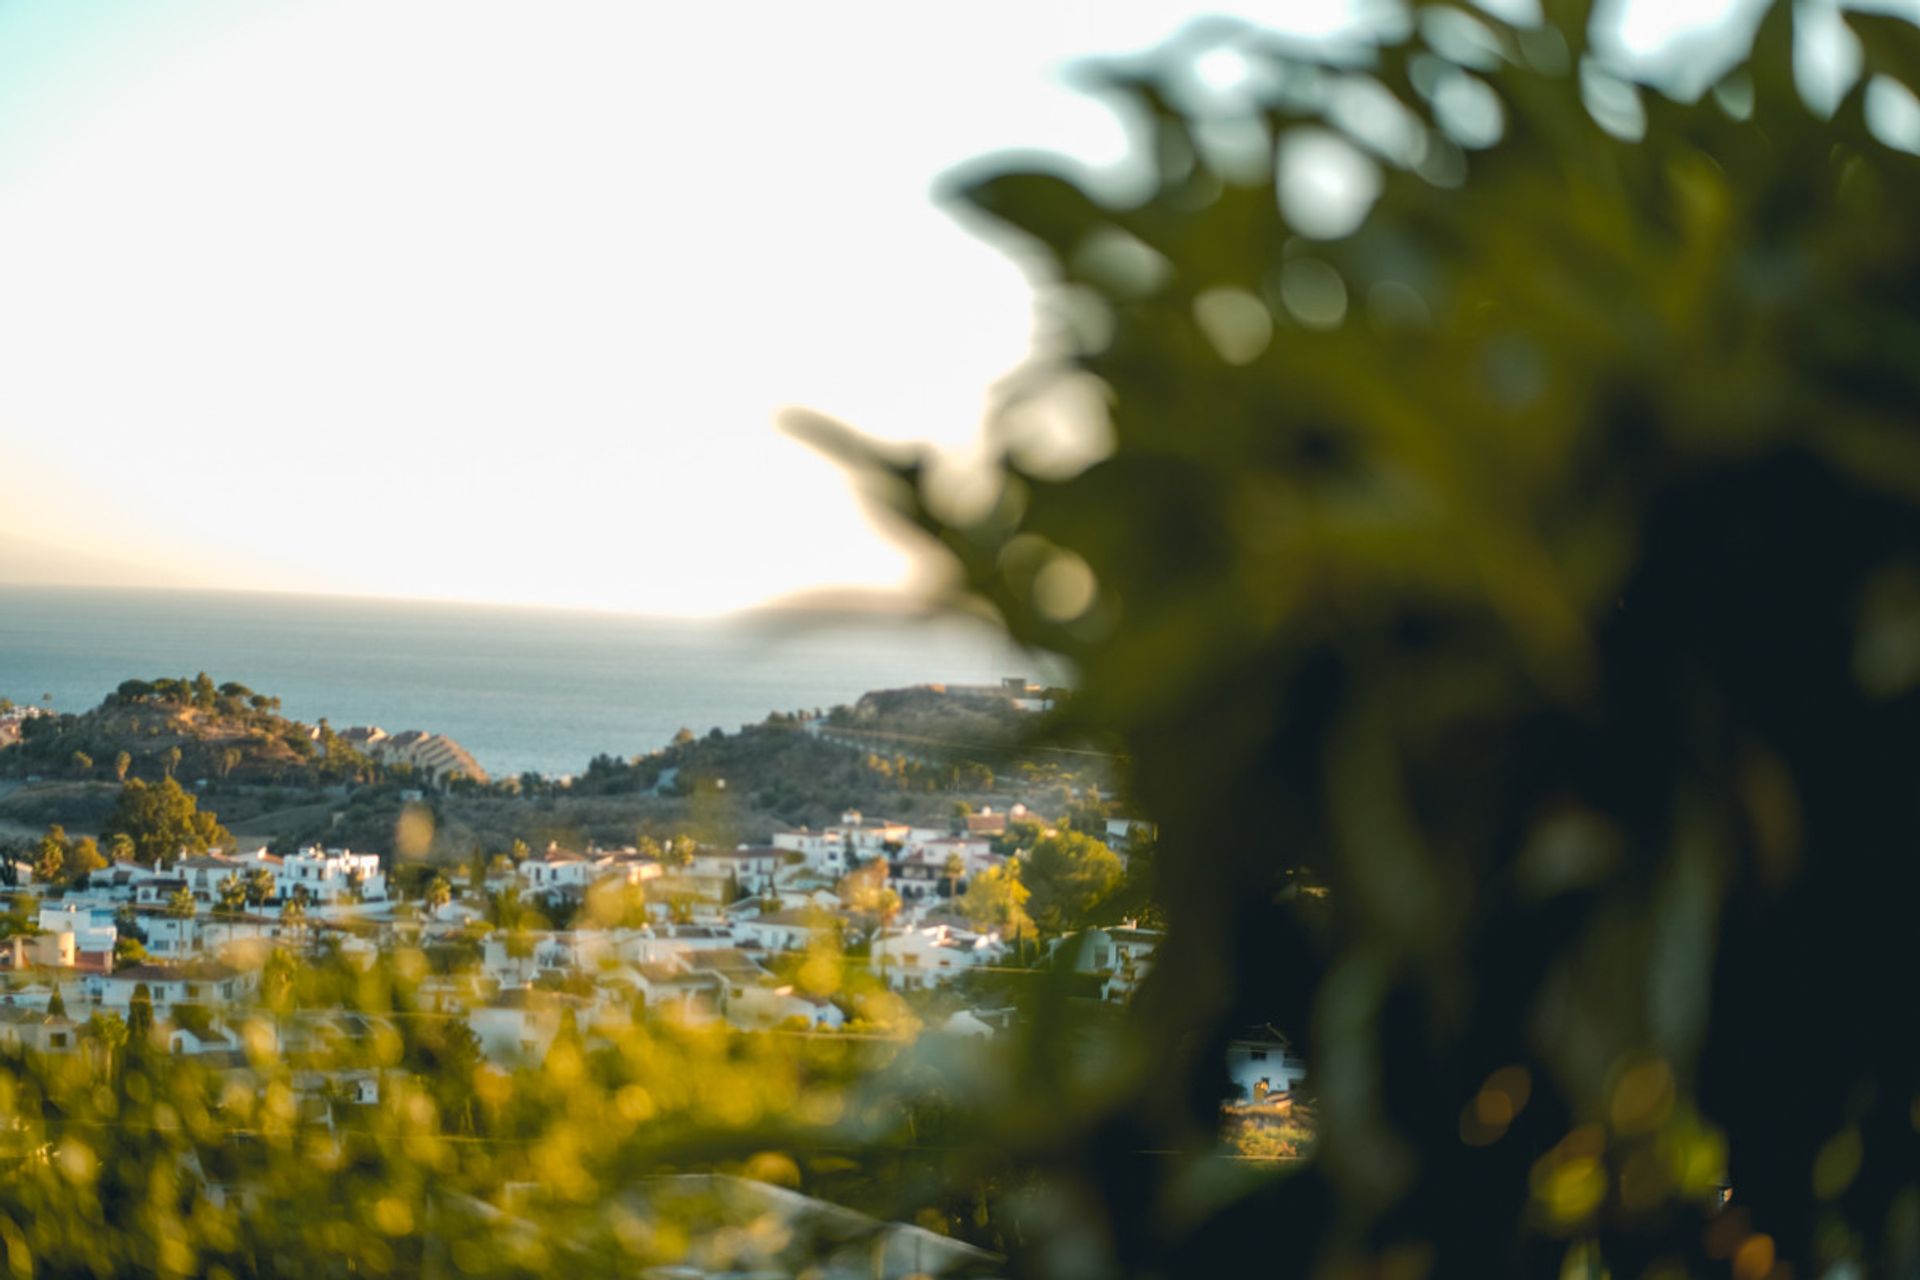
(0, 945, 993, 1278)
(794, 0, 1920, 1275)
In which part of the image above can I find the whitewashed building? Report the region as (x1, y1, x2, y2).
(280, 848, 385, 904)
(37, 905, 116, 967)
(1227, 1027, 1307, 1101)
(689, 846, 787, 896)
(870, 924, 1005, 992)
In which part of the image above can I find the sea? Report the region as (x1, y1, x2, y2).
(0, 586, 1049, 779)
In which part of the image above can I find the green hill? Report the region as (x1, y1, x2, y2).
(0, 673, 379, 788)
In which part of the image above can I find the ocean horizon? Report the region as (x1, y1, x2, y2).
(0, 585, 1047, 778)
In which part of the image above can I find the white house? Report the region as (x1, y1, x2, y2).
(1227, 1027, 1307, 1102)
(771, 828, 845, 874)
(134, 877, 191, 908)
(682, 948, 778, 1004)
(1053, 925, 1163, 1002)
(37, 905, 115, 968)
(481, 929, 627, 983)
(689, 846, 788, 896)
(630, 961, 726, 1024)
(165, 1023, 242, 1056)
(176, 855, 247, 902)
(467, 988, 588, 1063)
(4, 931, 75, 969)
(730, 984, 845, 1031)
(80, 861, 166, 903)
(615, 924, 737, 968)
(870, 924, 1005, 992)
(198, 915, 296, 954)
(829, 811, 911, 858)
(82, 961, 257, 1021)
(280, 848, 386, 904)
(0, 1006, 79, 1055)
(905, 835, 994, 873)
(517, 847, 609, 892)
(734, 909, 842, 953)
(142, 913, 202, 959)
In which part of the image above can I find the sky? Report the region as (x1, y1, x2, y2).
(0, 0, 1787, 615)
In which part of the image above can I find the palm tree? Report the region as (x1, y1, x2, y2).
(114, 751, 131, 783)
(244, 866, 275, 907)
(216, 874, 246, 917)
(944, 852, 966, 899)
(126, 983, 154, 1044)
(83, 1011, 128, 1074)
(161, 746, 181, 780)
(487, 886, 524, 930)
(279, 895, 307, 940)
(34, 827, 66, 885)
(425, 875, 452, 913)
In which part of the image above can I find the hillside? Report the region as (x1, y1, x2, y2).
(0, 677, 1107, 863)
(0, 673, 379, 788)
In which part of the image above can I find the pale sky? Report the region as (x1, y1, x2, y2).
(0, 0, 1776, 614)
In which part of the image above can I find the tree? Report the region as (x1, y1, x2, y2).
(161, 746, 181, 779)
(244, 866, 275, 907)
(34, 825, 68, 886)
(1017, 831, 1122, 933)
(800, 5, 1920, 1273)
(954, 862, 1034, 938)
(106, 832, 135, 864)
(45, 986, 65, 1018)
(65, 836, 105, 885)
(663, 834, 696, 868)
(114, 751, 131, 782)
(125, 982, 153, 1044)
(424, 875, 452, 912)
(278, 895, 307, 935)
(0, 895, 36, 941)
(100, 777, 230, 863)
(113, 936, 148, 970)
(486, 886, 527, 931)
(167, 886, 195, 919)
(82, 1011, 128, 1073)
(70, 750, 92, 775)
(216, 873, 246, 916)
(941, 852, 966, 899)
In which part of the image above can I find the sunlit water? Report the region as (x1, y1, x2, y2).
(0, 587, 1044, 778)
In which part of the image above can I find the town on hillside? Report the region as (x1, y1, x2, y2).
(0, 674, 1304, 1137)
(0, 674, 1311, 1276)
